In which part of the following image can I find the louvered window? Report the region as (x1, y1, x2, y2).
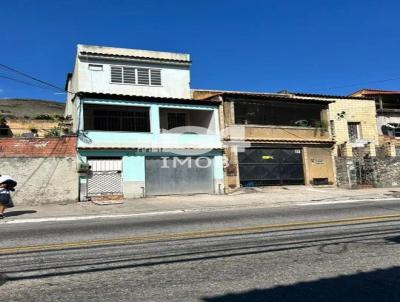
(123, 67, 136, 84)
(150, 69, 162, 86)
(111, 66, 123, 83)
(137, 68, 150, 85)
(110, 65, 161, 86)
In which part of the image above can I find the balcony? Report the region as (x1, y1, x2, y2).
(226, 124, 331, 143)
(78, 104, 221, 150)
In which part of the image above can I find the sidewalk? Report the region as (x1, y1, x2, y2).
(3, 186, 400, 223)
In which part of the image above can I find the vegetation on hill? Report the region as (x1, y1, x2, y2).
(0, 98, 65, 120)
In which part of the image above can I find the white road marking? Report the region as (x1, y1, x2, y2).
(2, 210, 187, 224)
(296, 198, 400, 206)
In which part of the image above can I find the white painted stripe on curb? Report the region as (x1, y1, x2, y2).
(3, 210, 187, 224)
(296, 198, 400, 206)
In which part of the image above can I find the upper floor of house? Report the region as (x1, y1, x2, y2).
(65, 44, 192, 101)
(350, 89, 400, 139)
(72, 93, 222, 150)
(193, 90, 333, 144)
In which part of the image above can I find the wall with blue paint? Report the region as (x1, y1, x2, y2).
(77, 98, 222, 150)
(78, 150, 224, 197)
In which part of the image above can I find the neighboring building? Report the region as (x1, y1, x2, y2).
(193, 90, 336, 189)
(291, 93, 379, 158)
(350, 89, 400, 156)
(65, 45, 224, 200)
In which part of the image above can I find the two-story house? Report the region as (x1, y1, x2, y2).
(65, 45, 224, 200)
(290, 93, 379, 158)
(350, 89, 400, 156)
(193, 90, 336, 189)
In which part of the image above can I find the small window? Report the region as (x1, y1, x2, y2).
(88, 64, 103, 71)
(167, 112, 187, 130)
(150, 69, 162, 86)
(330, 120, 335, 137)
(111, 66, 123, 83)
(347, 122, 360, 142)
(387, 123, 400, 137)
(110, 65, 161, 86)
(137, 68, 150, 85)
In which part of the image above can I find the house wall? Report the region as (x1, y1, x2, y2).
(0, 137, 78, 205)
(78, 150, 224, 198)
(303, 147, 335, 185)
(328, 99, 379, 148)
(6, 119, 59, 137)
(75, 58, 191, 99)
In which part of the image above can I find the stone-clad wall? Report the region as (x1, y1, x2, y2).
(336, 156, 400, 188)
(373, 158, 400, 187)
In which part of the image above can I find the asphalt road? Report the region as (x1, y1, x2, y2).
(1, 199, 400, 301)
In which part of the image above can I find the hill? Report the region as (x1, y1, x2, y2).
(0, 99, 65, 119)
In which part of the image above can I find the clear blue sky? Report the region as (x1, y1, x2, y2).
(1, 0, 399, 102)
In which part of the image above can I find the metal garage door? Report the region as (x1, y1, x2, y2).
(238, 148, 304, 186)
(145, 157, 214, 195)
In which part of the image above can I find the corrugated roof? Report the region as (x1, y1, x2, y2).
(231, 138, 335, 145)
(78, 44, 191, 63)
(76, 92, 221, 105)
(291, 92, 373, 100)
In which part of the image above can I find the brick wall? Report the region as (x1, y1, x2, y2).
(0, 136, 76, 157)
(329, 99, 379, 149)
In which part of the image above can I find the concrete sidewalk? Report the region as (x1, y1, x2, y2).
(3, 186, 400, 223)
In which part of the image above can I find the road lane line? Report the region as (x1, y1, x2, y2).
(1, 213, 400, 255)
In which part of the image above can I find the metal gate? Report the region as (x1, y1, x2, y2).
(352, 158, 374, 187)
(145, 157, 214, 196)
(87, 159, 123, 197)
(238, 148, 304, 186)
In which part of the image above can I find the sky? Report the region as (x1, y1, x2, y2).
(0, 0, 400, 102)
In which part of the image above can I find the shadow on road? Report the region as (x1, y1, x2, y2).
(5, 210, 37, 217)
(202, 267, 400, 302)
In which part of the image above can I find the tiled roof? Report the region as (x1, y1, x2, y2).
(195, 90, 334, 104)
(350, 89, 400, 96)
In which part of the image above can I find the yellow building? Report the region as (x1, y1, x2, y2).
(291, 94, 379, 157)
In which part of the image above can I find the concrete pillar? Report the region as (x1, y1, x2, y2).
(385, 142, 396, 157)
(342, 143, 353, 157)
(366, 143, 376, 157)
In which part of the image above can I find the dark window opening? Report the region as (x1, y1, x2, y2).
(234, 100, 323, 127)
(382, 123, 400, 137)
(84, 105, 150, 132)
(167, 112, 187, 130)
(347, 122, 360, 142)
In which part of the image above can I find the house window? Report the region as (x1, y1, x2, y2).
(386, 123, 400, 137)
(347, 122, 360, 142)
(110, 65, 162, 86)
(330, 120, 335, 137)
(91, 107, 150, 132)
(88, 64, 103, 71)
(234, 100, 322, 127)
(167, 112, 187, 130)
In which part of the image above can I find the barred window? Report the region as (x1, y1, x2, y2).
(90, 107, 150, 132)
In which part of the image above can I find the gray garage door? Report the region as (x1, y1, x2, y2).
(145, 157, 214, 195)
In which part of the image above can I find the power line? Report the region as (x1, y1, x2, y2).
(322, 76, 400, 91)
(0, 63, 74, 94)
(0, 74, 60, 92)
